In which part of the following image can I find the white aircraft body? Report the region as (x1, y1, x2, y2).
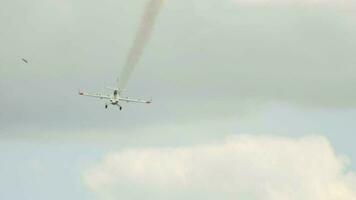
(79, 87, 151, 110)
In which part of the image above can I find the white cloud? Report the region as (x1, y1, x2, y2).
(232, 0, 353, 7)
(84, 135, 356, 200)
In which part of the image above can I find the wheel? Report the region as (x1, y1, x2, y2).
(105, 104, 108, 109)
(119, 106, 122, 110)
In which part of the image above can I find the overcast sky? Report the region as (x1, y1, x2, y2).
(1, 0, 356, 199)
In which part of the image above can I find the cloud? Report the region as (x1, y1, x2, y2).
(232, 0, 354, 7)
(84, 135, 356, 200)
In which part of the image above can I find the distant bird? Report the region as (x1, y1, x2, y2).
(22, 58, 28, 63)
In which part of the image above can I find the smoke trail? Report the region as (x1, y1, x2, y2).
(118, 0, 164, 89)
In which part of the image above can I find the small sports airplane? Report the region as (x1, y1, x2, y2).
(79, 87, 151, 110)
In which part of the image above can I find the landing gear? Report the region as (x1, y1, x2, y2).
(105, 103, 122, 110)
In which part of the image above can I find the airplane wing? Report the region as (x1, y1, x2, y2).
(119, 97, 152, 104)
(79, 91, 111, 100)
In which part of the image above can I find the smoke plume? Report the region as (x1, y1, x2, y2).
(118, 0, 164, 89)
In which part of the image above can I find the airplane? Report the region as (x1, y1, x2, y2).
(22, 58, 28, 63)
(79, 87, 151, 110)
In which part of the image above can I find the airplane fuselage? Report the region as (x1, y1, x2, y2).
(110, 90, 120, 105)
(110, 98, 119, 105)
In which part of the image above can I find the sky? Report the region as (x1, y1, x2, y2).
(1, 0, 356, 199)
